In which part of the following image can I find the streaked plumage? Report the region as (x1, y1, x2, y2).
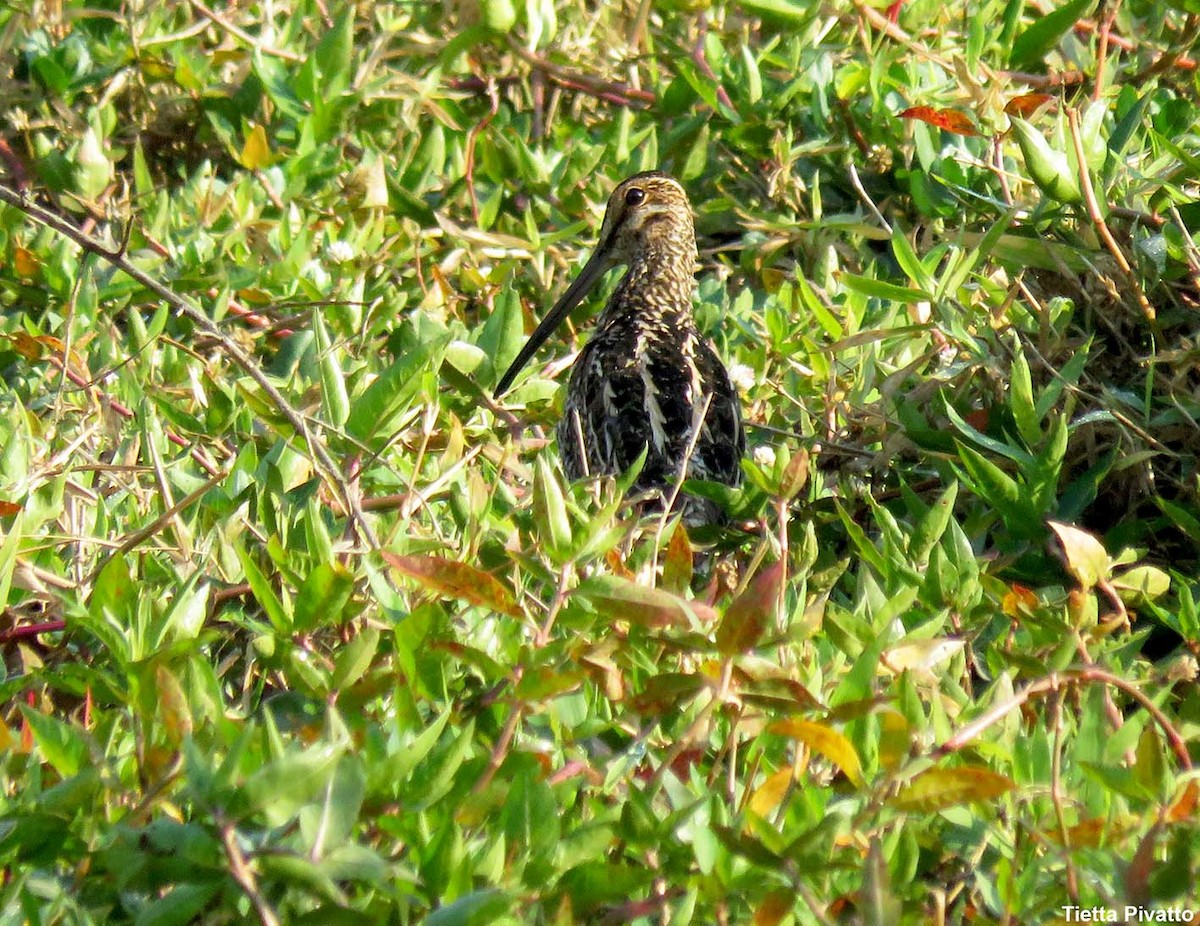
(495, 171, 744, 524)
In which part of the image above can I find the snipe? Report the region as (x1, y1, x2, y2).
(495, 171, 745, 524)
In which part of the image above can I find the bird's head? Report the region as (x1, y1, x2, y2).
(494, 171, 695, 397)
(593, 172, 696, 268)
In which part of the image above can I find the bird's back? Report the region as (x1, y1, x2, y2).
(558, 309, 744, 518)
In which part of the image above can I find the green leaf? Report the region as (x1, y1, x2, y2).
(91, 553, 135, 622)
(331, 627, 380, 690)
(313, 309, 350, 427)
(236, 544, 292, 634)
(734, 0, 811, 25)
(1111, 566, 1171, 604)
(293, 562, 356, 632)
(134, 883, 220, 926)
(839, 273, 931, 304)
(532, 456, 572, 558)
(0, 513, 23, 616)
(1008, 347, 1041, 446)
(953, 442, 1038, 528)
(424, 890, 512, 926)
(909, 481, 958, 566)
(1010, 117, 1082, 205)
(476, 287, 524, 387)
(346, 333, 448, 444)
(1008, 0, 1094, 69)
(242, 743, 345, 827)
(19, 706, 89, 777)
(314, 8, 354, 90)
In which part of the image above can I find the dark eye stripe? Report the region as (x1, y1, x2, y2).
(624, 187, 646, 206)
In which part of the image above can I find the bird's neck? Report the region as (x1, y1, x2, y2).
(601, 243, 697, 331)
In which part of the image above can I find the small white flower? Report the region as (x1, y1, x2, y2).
(727, 362, 756, 392)
(301, 259, 331, 289)
(326, 240, 355, 263)
(752, 445, 777, 468)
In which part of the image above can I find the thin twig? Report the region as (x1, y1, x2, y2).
(0, 183, 379, 550)
(186, 0, 303, 62)
(1131, 12, 1200, 83)
(535, 562, 575, 646)
(848, 162, 891, 235)
(219, 821, 282, 926)
(88, 466, 230, 583)
(1065, 109, 1156, 322)
(692, 14, 734, 112)
(464, 80, 500, 226)
(935, 668, 1191, 769)
(473, 673, 525, 793)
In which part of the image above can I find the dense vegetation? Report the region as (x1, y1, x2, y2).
(1, 0, 1198, 922)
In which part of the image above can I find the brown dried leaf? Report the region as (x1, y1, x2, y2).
(899, 105, 982, 136)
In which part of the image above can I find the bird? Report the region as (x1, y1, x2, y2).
(495, 171, 745, 524)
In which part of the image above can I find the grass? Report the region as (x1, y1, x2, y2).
(1, 0, 1199, 923)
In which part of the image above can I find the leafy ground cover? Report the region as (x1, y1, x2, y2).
(1, 0, 1199, 923)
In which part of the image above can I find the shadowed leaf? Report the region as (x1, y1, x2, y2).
(716, 561, 783, 654)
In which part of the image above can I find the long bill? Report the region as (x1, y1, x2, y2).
(494, 247, 611, 397)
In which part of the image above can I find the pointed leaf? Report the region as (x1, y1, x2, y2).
(890, 766, 1015, 811)
(577, 575, 714, 627)
(661, 522, 694, 595)
(717, 561, 783, 655)
(769, 718, 865, 788)
(748, 766, 793, 818)
(19, 706, 88, 777)
(382, 551, 521, 617)
(1047, 521, 1109, 590)
(293, 562, 356, 631)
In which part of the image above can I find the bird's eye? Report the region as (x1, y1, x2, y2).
(624, 187, 646, 206)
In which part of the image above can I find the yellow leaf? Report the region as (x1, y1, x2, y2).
(752, 889, 793, 926)
(769, 718, 865, 788)
(14, 246, 39, 279)
(660, 522, 693, 595)
(748, 766, 794, 818)
(890, 766, 1015, 812)
(155, 664, 193, 745)
(1047, 521, 1108, 590)
(882, 637, 964, 676)
(240, 123, 272, 170)
(1001, 582, 1039, 618)
(878, 710, 910, 771)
